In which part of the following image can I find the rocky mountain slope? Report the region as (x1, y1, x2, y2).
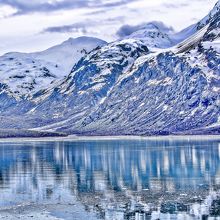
(0, 1, 219, 136)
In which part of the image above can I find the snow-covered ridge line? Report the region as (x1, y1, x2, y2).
(174, 25, 209, 54)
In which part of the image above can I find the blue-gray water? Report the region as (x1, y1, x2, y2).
(0, 138, 220, 219)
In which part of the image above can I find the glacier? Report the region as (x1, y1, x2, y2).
(0, 1, 219, 136)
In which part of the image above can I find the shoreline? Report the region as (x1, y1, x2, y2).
(0, 134, 220, 143)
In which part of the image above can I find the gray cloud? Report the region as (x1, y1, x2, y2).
(0, 0, 86, 14)
(116, 21, 174, 38)
(0, 0, 137, 15)
(43, 16, 125, 33)
(43, 22, 89, 33)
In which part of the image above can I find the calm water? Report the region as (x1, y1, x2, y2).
(0, 138, 220, 219)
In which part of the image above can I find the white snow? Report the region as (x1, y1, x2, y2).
(203, 39, 220, 53)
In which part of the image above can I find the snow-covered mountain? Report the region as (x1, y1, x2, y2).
(0, 37, 106, 98)
(123, 22, 174, 49)
(170, 0, 220, 45)
(27, 39, 149, 129)
(123, 1, 220, 49)
(0, 1, 219, 136)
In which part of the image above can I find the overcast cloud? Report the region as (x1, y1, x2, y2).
(0, 0, 136, 14)
(0, 0, 217, 55)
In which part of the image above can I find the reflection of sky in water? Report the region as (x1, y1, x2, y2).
(0, 139, 220, 219)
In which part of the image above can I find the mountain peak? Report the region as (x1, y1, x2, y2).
(64, 36, 106, 44)
(120, 21, 174, 49)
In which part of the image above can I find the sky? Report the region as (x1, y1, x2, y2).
(0, 0, 217, 55)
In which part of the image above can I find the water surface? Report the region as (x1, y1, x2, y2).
(0, 138, 220, 219)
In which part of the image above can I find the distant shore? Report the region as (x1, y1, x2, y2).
(0, 134, 220, 143)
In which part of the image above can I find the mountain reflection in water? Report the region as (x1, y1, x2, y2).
(0, 138, 220, 219)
